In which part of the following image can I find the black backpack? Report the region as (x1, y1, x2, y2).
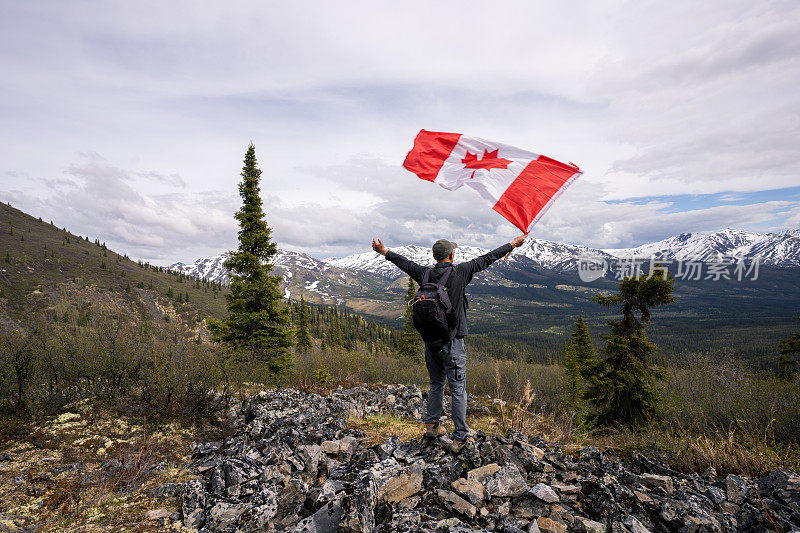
(410, 267, 455, 352)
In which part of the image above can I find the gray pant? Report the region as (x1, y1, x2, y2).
(424, 337, 469, 441)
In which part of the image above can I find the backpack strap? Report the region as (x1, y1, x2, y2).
(439, 266, 453, 286)
(422, 268, 432, 284)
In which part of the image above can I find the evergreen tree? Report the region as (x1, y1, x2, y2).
(396, 277, 422, 362)
(295, 296, 313, 351)
(208, 144, 293, 377)
(583, 271, 674, 427)
(562, 315, 597, 411)
(563, 340, 579, 408)
(778, 317, 800, 381)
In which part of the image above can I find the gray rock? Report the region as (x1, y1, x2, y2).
(451, 477, 487, 505)
(206, 501, 248, 530)
(339, 471, 377, 533)
(298, 444, 322, 477)
(620, 515, 651, 533)
(575, 516, 606, 533)
(175, 386, 800, 533)
(529, 483, 559, 503)
(636, 473, 674, 495)
(291, 501, 342, 533)
(181, 478, 207, 529)
(149, 482, 182, 499)
(512, 497, 549, 520)
(437, 489, 477, 519)
(725, 474, 748, 504)
(484, 463, 528, 498)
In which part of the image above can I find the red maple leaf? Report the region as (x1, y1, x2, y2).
(461, 148, 512, 172)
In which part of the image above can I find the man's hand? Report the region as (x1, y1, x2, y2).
(510, 233, 527, 248)
(372, 238, 387, 256)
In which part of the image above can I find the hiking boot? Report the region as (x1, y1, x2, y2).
(450, 435, 474, 453)
(424, 421, 447, 438)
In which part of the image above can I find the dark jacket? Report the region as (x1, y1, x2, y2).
(385, 243, 513, 337)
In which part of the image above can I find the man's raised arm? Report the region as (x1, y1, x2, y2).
(372, 238, 427, 283)
(463, 234, 527, 276)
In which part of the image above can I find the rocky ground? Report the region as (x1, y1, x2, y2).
(176, 385, 800, 533)
(0, 400, 200, 532)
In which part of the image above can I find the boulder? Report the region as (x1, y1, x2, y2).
(621, 515, 652, 533)
(536, 516, 567, 533)
(725, 474, 749, 504)
(636, 473, 674, 495)
(376, 463, 423, 504)
(291, 501, 343, 533)
(574, 516, 606, 533)
(529, 483, 559, 503)
(181, 479, 207, 529)
(437, 489, 477, 519)
(148, 482, 182, 499)
(484, 464, 528, 498)
(451, 477, 488, 505)
(206, 501, 248, 530)
(467, 463, 501, 483)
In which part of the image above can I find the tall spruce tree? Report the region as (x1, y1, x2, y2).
(583, 272, 674, 427)
(208, 144, 293, 377)
(295, 296, 313, 352)
(562, 314, 597, 410)
(396, 277, 422, 362)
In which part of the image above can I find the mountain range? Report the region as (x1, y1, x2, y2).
(167, 227, 800, 367)
(170, 228, 800, 287)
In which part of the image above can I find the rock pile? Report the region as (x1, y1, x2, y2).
(180, 385, 800, 532)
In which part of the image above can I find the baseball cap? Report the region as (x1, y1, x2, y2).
(432, 239, 457, 260)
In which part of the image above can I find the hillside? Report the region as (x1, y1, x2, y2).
(0, 202, 228, 331)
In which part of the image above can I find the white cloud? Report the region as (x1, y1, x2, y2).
(0, 0, 799, 261)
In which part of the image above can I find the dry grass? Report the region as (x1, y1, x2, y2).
(0, 400, 199, 532)
(347, 413, 427, 445)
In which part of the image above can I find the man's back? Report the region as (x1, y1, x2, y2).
(384, 243, 513, 337)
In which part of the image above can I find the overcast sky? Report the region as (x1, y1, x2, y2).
(1, 0, 799, 263)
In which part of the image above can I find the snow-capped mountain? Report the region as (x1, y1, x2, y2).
(324, 244, 492, 278)
(169, 248, 388, 305)
(510, 238, 614, 271)
(603, 228, 800, 267)
(169, 228, 800, 285)
(170, 254, 229, 282)
(170, 250, 333, 285)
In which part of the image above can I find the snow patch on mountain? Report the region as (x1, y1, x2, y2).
(604, 228, 800, 266)
(169, 227, 800, 284)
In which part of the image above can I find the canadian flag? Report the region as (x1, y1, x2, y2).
(403, 129, 582, 233)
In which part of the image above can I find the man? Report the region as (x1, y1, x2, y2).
(371, 234, 527, 452)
